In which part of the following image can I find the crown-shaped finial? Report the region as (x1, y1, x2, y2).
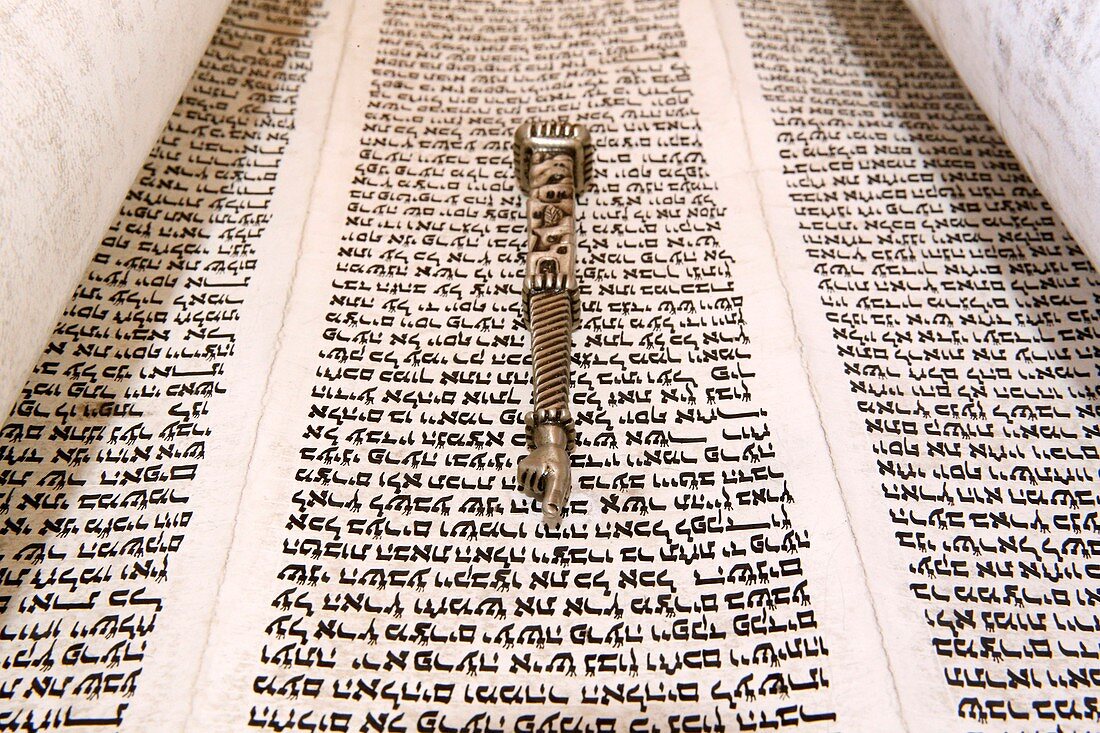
(513, 121, 593, 195)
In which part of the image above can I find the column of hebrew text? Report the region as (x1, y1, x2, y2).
(0, 2, 349, 730)
(190, 0, 901, 730)
(723, 0, 1100, 729)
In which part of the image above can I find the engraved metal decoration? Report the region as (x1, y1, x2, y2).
(513, 121, 593, 523)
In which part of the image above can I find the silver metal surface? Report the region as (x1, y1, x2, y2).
(513, 121, 591, 523)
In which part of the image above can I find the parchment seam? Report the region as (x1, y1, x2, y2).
(179, 4, 357, 728)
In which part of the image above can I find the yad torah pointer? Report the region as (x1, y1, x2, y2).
(513, 121, 593, 523)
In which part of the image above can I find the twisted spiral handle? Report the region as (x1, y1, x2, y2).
(529, 290, 573, 416)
